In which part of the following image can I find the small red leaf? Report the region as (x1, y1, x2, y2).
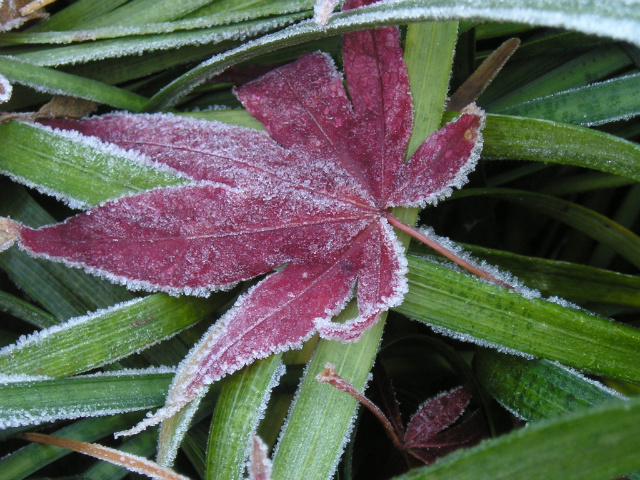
(403, 385, 472, 448)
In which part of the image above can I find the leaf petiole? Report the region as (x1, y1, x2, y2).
(384, 212, 513, 289)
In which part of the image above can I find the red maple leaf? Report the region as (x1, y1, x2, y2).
(5, 0, 495, 434)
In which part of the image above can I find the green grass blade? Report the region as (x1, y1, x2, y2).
(3, 1, 311, 44)
(393, 397, 640, 480)
(474, 349, 622, 421)
(0, 370, 173, 429)
(272, 309, 386, 480)
(78, 0, 230, 27)
(27, 0, 128, 31)
(498, 73, 640, 126)
(0, 120, 187, 209)
(485, 44, 632, 111)
(10, 14, 306, 66)
(453, 188, 640, 268)
(0, 291, 58, 328)
(0, 56, 147, 111)
(396, 255, 640, 384)
(0, 294, 222, 378)
(204, 355, 283, 480)
(447, 113, 640, 183)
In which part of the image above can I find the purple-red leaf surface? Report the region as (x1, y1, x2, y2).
(14, 0, 485, 433)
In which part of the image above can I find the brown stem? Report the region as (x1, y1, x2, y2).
(317, 364, 405, 450)
(384, 212, 514, 290)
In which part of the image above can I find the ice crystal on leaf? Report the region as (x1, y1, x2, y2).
(7, 0, 488, 436)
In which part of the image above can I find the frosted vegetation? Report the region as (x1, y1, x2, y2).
(0, 1, 639, 480)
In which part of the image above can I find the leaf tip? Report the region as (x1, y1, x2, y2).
(248, 434, 273, 480)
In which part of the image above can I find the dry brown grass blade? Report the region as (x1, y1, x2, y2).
(19, 432, 192, 480)
(447, 38, 520, 111)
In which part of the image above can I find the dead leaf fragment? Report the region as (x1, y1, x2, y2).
(38, 95, 99, 119)
(1, 0, 48, 31)
(0, 217, 20, 252)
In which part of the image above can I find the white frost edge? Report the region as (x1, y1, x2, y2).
(0, 373, 53, 384)
(427, 322, 536, 360)
(0, 73, 12, 103)
(314, 220, 409, 342)
(0, 405, 147, 430)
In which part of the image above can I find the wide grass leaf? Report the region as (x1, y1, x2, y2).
(397, 255, 640, 384)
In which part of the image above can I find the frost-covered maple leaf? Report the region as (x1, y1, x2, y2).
(4, 0, 489, 434)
